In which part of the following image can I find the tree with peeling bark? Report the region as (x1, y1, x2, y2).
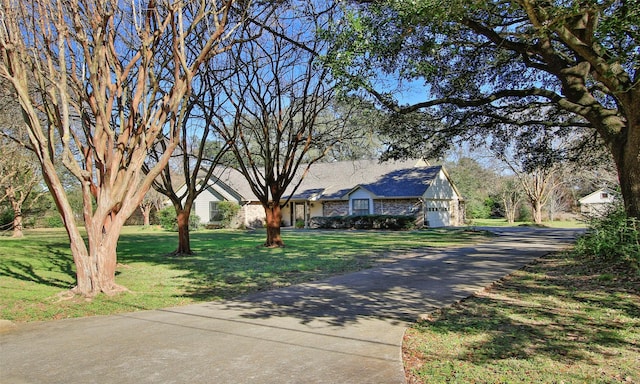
(328, 0, 640, 219)
(0, 86, 44, 238)
(139, 188, 164, 227)
(0, 137, 44, 238)
(506, 161, 561, 225)
(0, 0, 248, 296)
(209, 1, 350, 247)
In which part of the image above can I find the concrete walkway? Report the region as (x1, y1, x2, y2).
(0, 227, 581, 384)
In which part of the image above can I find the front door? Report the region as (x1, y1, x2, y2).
(293, 203, 306, 227)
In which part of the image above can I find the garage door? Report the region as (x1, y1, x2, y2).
(425, 201, 450, 227)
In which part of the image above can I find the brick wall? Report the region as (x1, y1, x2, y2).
(239, 202, 266, 228)
(373, 199, 422, 216)
(322, 201, 349, 216)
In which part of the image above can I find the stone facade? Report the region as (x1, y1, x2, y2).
(373, 199, 422, 216)
(322, 201, 349, 217)
(239, 202, 266, 228)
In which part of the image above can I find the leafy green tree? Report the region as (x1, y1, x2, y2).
(319, 97, 387, 162)
(446, 157, 498, 219)
(327, 0, 640, 219)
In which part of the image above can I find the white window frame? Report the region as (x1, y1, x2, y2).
(351, 198, 371, 216)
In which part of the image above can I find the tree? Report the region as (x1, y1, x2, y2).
(328, 0, 640, 219)
(499, 153, 562, 224)
(318, 97, 387, 162)
(0, 138, 44, 237)
(446, 157, 499, 220)
(0, 0, 246, 296)
(546, 184, 571, 221)
(209, 1, 350, 247)
(139, 189, 164, 227)
(0, 84, 44, 237)
(145, 96, 234, 255)
(143, 3, 273, 255)
(496, 176, 523, 224)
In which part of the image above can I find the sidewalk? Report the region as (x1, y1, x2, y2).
(0, 228, 581, 384)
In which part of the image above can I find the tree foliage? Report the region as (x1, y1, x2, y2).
(445, 157, 499, 219)
(327, 0, 640, 218)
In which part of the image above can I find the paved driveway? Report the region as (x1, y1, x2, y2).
(0, 227, 582, 384)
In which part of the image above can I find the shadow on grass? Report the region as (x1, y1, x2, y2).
(187, 229, 583, 328)
(0, 242, 75, 289)
(411, 255, 640, 367)
(117, 228, 496, 304)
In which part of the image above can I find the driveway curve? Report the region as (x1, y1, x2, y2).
(0, 227, 582, 384)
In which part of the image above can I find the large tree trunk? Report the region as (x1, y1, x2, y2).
(174, 209, 193, 255)
(75, 218, 125, 296)
(11, 206, 23, 238)
(611, 120, 640, 220)
(264, 203, 284, 247)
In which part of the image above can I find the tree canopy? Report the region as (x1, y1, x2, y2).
(327, 0, 639, 218)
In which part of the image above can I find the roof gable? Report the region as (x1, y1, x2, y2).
(356, 166, 442, 198)
(578, 187, 617, 205)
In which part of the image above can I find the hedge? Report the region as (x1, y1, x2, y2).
(309, 215, 416, 230)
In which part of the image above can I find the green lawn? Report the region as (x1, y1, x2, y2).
(0, 226, 489, 322)
(403, 253, 639, 383)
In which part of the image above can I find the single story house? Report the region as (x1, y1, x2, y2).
(186, 159, 465, 228)
(578, 187, 617, 216)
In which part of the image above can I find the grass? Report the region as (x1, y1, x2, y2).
(0, 226, 490, 322)
(403, 253, 640, 383)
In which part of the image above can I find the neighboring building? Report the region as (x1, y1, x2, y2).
(578, 187, 617, 216)
(185, 159, 464, 228)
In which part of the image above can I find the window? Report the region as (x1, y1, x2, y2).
(209, 202, 223, 221)
(601, 192, 609, 199)
(352, 199, 370, 215)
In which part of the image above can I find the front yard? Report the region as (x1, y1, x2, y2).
(403, 252, 640, 383)
(0, 226, 489, 322)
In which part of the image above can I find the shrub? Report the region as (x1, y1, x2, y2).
(309, 215, 416, 230)
(157, 207, 176, 231)
(189, 213, 201, 231)
(157, 207, 200, 231)
(217, 201, 240, 228)
(44, 214, 64, 228)
(573, 204, 639, 270)
(0, 208, 13, 230)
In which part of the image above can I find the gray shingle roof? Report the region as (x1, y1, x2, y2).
(286, 159, 441, 201)
(350, 166, 442, 199)
(203, 159, 445, 202)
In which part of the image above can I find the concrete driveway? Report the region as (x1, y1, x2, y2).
(0, 227, 582, 384)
